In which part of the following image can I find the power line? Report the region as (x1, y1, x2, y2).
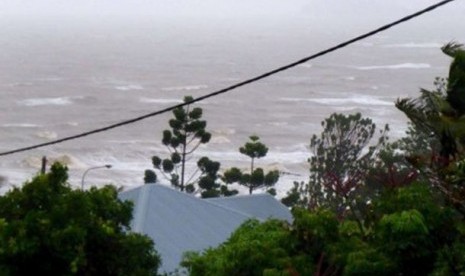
(0, 0, 456, 157)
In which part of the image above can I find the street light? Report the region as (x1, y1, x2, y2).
(81, 164, 112, 190)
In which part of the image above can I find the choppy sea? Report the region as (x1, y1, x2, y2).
(1, 1, 464, 196)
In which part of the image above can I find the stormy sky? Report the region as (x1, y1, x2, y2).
(1, 0, 463, 19)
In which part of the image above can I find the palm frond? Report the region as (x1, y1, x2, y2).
(441, 41, 464, 58)
(395, 89, 447, 137)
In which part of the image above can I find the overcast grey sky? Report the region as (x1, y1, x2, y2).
(1, 0, 462, 18)
(0, 0, 463, 39)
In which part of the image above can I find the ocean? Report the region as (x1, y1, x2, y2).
(1, 0, 464, 196)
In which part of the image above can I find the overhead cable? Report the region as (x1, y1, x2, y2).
(0, 0, 456, 157)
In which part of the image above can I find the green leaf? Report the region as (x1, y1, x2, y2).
(143, 170, 157, 184)
(183, 95, 194, 103)
(223, 167, 242, 183)
(251, 168, 265, 186)
(162, 130, 172, 145)
(200, 132, 211, 143)
(162, 159, 174, 172)
(170, 137, 180, 148)
(264, 170, 280, 186)
(189, 107, 203, 120)
(173, 108, 187, 121)
(185, 184, 195, 193)
(169, 119, 182, 130)
(171, 152, 181, 164)
(151, 156, 162, 168)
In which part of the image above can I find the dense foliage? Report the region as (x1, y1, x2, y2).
(282, 113, 388, 212)
(183, 182, 465, 275)
(182, 44, 465, 275)
(0, 163, 160, 275)
(395, 42, 465, 216)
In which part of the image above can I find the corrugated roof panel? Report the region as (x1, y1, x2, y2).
(206, 193, 293, 222)
(119, 184, 292, 273)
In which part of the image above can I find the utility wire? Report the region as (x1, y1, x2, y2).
(0, 0, 456, 157)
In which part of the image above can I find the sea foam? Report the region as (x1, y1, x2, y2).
(115, 84, 144, 91)
(35, 131, 58, 140)
(22, 154, 86, 169)
(139, 97, 210, 105)
(2, 123, 40, 128)
(161, 85, 208, 91)
(17, 97, 73, 106)
(354, 63, 431, 70)
(297, 63, 313, 68)
(209, 136, 231, 144)
(280, 96, 392, 106)
(139, 98, 183, 104)
(382, 42, 442, 48)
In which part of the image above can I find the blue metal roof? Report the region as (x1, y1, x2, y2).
(119, 184, 292, 273)
(206, 193, 293, 222)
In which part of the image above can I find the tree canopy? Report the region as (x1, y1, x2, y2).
(0, 163, 160, 275)
(282, 113, 388, 214)
(223, 135, 279, 195)
(182, 43, 465, 275)
(182, 182, 464, 275)
(396, 42, 465, 215)
(145, 95, 237, 198)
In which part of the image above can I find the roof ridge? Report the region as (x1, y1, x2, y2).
(132, 185, 151, 233)
(206, 193, 272, 200)
(127, 184, 258, 221)
(205, 193, 293, 219)
(202, 198, 263, 221)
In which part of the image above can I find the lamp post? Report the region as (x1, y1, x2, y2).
(81, 164, 112, 190)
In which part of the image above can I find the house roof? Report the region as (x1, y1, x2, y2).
(119, 184, 292, 273)
(206, 193, 293, 221)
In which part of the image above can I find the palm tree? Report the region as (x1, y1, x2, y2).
(396, 42, 465, 164)
(395, 42, 465, 215)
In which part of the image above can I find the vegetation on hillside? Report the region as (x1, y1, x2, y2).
(0, 163, 160, 275)
(181, 43, 465, 275)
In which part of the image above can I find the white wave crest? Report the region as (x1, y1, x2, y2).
(17, 97, 72, 106)
(35, 77, 63, 82)
(23, 154, 86, 169)
(382, 42, 442, 48)
(2, 123, 40, 128)
(210, 136, 231, 144)
(139, 98, 183, 104)
(115, 84, 144, 91)
(67, 122, 79, 126)
(161, 85, 208, 91)
(280, 96, 392, 106)
(269, 122, 288, 127)
(297, 63, 313, 68)
(355, 63, 431, 70)
(36, 131, 58, 140)
(139, 97, 210, 105)
(212, 128, 236, 136)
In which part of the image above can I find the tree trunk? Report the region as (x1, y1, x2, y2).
(249, 157, 254, 194)
(180, 135, 187, 191)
